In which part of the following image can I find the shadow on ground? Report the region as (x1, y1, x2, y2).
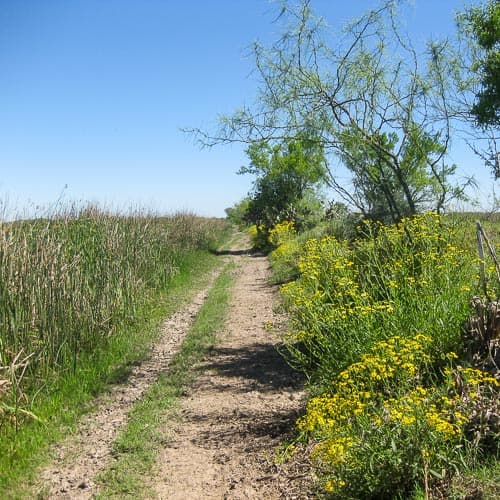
(210, 248, 265, 257)
(198, 343, 304, 393)
(186, 406, 304, 450)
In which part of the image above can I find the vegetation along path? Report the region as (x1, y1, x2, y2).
(34, 233, 307, 498)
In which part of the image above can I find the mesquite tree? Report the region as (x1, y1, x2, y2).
(241, 135, 327, 231)
(193, 1, 469, 222)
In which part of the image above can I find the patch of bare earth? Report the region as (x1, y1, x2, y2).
(35, 269, 223, 499)
(152, 242, 310, 499)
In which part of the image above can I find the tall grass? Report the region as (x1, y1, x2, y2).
(0, 205, 229, 435)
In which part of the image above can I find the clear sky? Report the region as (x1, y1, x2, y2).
(0, 0, 493, 218)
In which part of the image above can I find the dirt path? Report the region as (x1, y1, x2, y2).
(36, 270, 224, 499)
(35, 234, 308, 498)
(152, 238, 307, 499)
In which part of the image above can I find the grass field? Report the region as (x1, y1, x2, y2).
(0, 206, 230, 487)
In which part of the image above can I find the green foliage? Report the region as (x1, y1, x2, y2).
(267, 204, 364, 284)
(248, 224, 270, 251)
(278, 212, 500, 497)
(339, 120, 460, 223)
(460, 0, 500, 127)
(298, 339, 498, 498)
(281, 213, 475, 380)
(324, 202, 362, 241)
(267, 221, 301, 283)
(225, 197, 251, 227)
(241, 136, 327, 233)
(279, 213, 499, 497)
(0, 231, 227, 494)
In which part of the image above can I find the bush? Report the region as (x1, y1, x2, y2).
(267, 221, 302, 283)
(280, 213, 476, 381)
(279, 212, 499, 497)
(248, 224, 270, 251)
(297, 335, 499, 497)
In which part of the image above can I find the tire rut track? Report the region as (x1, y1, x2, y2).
(152, 242, 307, 499)
(35, 266, 225, 499)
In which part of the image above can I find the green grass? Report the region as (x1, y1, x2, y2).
(0, 209, 231, 496)
(95, 261, 235, 498)
(448, 459, 500, 500)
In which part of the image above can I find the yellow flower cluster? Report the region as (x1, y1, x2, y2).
(278, 213, 494, 495)
(295, 333, 495, 493)
(324, 478, 347, 493)
(281, 234, 396, 344)
(459, 367, 500, 387)
(272, 241, 291, 258)
(248, 224, 269, 250)
(248, 224, 259, 240)
(268, 220, 296, 247)
(297, 334, 433, 433)
(280, 212, 477, 369)
(384, 388, 468, 439)
(356, 212, 470, 293)
(296, 235, 351, 279)
(312, 435, 356, 466)
(267, 221, 303, 281)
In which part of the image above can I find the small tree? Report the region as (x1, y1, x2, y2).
(225, 197, 251, 227)
(337, 125, 459, 222)
(193, 0, 467, 222)
(241, 135, 327, 232)
(455, 0, 500, 178)
(460, 0, 500, 127)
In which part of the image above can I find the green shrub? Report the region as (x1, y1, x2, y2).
(267, 221, 301, 283)
(280, 213, 475, 381)
(248, 224, 270, 251)
(280, 212, 499, 497)
(296, 332, 500, 497)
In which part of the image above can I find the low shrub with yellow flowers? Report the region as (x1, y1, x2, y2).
(280, 213, 476, 381)
(268, 220, 296, 247)
(268, 220, 328, 284)
(267, 221, 300, 282)
(278, 213, 499, 497)
(296, 336, 499, 498)
(248, 224, 269, 250)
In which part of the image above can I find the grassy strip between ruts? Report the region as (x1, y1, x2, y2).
(1, 247, 227, 498)
(95, 260, 236, 498)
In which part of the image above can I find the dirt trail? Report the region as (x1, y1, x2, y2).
(36, 270, 223, 499)
(152, 237, 306, 499)
(35, 233, 308, 498)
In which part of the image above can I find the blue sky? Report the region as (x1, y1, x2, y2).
(0, 0, 493, 218)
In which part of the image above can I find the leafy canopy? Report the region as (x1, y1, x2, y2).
(241, 135, 327, 232)
(460, 0, 500, 127)
(195, 0, 468, 222)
